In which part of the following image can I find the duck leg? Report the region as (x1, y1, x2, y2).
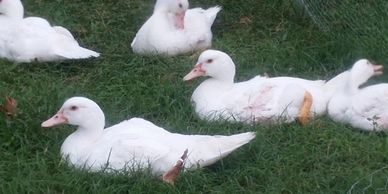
(297, 91, 313, 125)
(162, 149, 189, 185)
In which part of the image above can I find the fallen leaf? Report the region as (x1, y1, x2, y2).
(239, 16, 253, 25)
(0, 96, 17, 118)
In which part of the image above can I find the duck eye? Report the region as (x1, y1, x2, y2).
(70, 106, 78, 111)
(207, 59, 213, 63)
(178, 3, 183, 8)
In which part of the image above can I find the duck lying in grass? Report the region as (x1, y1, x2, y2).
(183, 50, 349, 125)
(328, 59, 388, 131)
(131, 0, 220, 56)
(0, 0, 99, 62)
(41, 97, 255, 184)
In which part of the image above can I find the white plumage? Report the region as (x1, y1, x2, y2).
(41, 97, 255, 176)
(131, 0, 220, 56)
(328, 59, 388, 131)
(0, 0, 99, 62)
(184, 50, 349, 124)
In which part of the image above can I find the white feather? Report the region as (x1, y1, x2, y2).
(42, 97, 255, 175)
(184, 50, 349, 124)
(0, 0, 99, 62)
(328, 59, 388, 131)
(131, 0, 221, 56)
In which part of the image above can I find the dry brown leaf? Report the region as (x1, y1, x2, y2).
(239, 16, 253, 25)
(0, 96, 17, 118)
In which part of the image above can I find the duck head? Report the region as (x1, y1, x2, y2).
(154, 0, 189, 29)
(349, 59, 383, 88)
(0, 0, 24, 19)
(41, 97, 105, 131)
(183, 50, 236, 83)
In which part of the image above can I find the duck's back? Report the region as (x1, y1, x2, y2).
(329, 83, 388, 130)
(64, 118, 172, 172)
(191, 76, 282, 122)
(65, 117, 255, 174)
(192, 75, 329, 122)
(351, 84, 388, 124)
(0, 17, 98, 62)
(132, 7, 220, 55)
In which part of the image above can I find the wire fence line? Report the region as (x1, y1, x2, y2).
(293, 0, 388, 51)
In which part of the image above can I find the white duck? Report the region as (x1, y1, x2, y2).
(183, 50, 349, 124)
(328, 59, 388, 131)
(131, 0, 221, 56)
(0, 0, 99, 62)
(41, 97, 255, 183)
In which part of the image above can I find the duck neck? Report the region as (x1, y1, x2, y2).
(213, 71, 235, 85)
(324, 70, 349, 95)
(345, 74, 365, 94)
(154, 0, 170, 14)
(153, 0, 180, 28)
(205, 77, 234, 89)
(213, 77, 234, 85)
(153, 9, 170, 21)
(344, 82, 358, 95)
(74, 118, 105, 141)
(1, 0, 24, 19)
(209, 58, 237, 85)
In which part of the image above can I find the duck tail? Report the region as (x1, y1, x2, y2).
(53, 26, 75, 40)
(205, 6, 222, 25)
(55, 46, 100, 59)
(190, 132, 256, 168)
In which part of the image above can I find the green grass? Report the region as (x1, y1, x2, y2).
(1, 0, 388, 193)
